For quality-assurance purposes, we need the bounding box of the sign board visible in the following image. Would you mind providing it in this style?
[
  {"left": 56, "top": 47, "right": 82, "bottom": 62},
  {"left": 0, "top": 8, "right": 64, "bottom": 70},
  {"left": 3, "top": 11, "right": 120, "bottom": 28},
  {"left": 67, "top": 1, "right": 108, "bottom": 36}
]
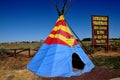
[{"left": 92, "top": 15, "right": 109, "bottom": 48}]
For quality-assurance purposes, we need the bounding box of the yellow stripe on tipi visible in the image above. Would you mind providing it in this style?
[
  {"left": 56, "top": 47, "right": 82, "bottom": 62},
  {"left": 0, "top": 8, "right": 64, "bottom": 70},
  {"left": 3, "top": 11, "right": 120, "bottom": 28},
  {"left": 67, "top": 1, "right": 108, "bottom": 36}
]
[
  {"left": 52, "top": 25, "right": 72, "bottom": 34},
  {"left": 49, "top": 34, "right": 74, "bottom": 46},
  {"left": 57, "top": 15, "right": 64, "bottom": 21}
]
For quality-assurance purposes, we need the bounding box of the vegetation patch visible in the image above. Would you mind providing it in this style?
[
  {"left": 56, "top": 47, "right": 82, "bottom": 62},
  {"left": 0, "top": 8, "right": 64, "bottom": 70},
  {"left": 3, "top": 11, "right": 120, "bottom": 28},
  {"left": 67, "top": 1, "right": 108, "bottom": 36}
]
[{"left": 93, "top": 56, "right": 120, "bottom": 69}]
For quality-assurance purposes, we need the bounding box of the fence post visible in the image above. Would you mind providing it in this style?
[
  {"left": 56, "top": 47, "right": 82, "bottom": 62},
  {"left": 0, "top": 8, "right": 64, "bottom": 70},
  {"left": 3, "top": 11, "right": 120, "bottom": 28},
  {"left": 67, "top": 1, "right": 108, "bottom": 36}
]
[
  {"left": 14, "top": 49, "right": 16, "bottom": 58},
  {"left": 28, "top": 48, "right": 31, "bottom": 57}
]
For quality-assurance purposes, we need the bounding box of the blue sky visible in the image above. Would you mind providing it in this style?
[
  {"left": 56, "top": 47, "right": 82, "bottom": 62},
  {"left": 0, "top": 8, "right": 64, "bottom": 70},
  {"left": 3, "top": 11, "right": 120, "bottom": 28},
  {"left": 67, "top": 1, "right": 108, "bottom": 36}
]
[{"left": 0, "top": 0, "right": 120, "bottom": 43}]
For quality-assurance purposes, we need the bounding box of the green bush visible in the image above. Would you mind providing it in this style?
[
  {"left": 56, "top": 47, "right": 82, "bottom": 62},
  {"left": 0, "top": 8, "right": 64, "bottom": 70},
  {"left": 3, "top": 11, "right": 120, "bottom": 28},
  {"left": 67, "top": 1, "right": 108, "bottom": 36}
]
[
  {"left": 110, "top": 40, "right": 120, "bottom": 51},
  {"left": 93, "top": 57, "right": 120, "bottom": 69},
  {"left": 0, "top": 49, "right": 11, "bottom": 57}
]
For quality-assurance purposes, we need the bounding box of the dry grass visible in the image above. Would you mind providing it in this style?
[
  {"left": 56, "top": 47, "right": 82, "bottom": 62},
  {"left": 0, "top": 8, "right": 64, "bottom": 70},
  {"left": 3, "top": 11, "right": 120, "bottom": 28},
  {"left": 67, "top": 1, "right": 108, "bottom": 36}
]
[
  {"left": 0, "top": 69, "right": 39, "bottom": 80},
  {"left": 93, "top": 50, "right": 120, "bottom": 58},
  {"left": 0, "top": 56, "right": 40, "bottom": 80}
]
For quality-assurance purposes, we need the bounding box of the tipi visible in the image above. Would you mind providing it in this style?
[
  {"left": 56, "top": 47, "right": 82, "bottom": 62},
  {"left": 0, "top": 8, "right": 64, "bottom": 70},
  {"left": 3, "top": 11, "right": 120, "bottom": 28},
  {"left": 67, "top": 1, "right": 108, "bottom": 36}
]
[{"left": 27, "top": 0, "right": 94, "bottom": 77}]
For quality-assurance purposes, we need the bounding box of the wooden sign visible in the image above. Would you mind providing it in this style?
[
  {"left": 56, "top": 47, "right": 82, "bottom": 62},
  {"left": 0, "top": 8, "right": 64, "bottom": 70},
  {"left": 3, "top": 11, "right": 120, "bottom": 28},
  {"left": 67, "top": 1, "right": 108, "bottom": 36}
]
[{"left": 92, "top": 15, "right": 109, "bottom": 48}]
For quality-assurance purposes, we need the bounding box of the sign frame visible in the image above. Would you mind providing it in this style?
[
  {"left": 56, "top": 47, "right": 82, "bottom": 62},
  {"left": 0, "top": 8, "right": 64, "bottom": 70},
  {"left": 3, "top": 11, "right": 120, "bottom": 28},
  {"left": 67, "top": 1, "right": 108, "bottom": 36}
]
[{"left": 92, "top": 15, "right": 109, "bottom": 50}]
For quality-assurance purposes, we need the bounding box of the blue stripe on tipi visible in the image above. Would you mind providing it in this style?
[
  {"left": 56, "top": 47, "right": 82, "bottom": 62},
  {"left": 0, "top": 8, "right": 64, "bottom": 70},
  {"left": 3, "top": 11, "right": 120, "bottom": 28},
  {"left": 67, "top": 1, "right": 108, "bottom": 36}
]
[{"left": 27, "top": 44, "right": 94, "bottom": 77}]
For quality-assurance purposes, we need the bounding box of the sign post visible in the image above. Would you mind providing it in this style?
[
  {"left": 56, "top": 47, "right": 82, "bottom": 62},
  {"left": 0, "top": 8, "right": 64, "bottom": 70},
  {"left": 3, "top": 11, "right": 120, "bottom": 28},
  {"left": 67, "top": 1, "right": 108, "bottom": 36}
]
[{"left": 92, "top": 15, "right": 109, "bottom": 51}]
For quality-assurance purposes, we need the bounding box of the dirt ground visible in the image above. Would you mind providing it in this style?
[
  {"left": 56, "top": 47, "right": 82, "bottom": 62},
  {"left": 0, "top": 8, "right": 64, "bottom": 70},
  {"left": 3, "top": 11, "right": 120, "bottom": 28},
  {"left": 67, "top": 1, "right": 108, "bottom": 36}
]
[
  {"left": 0, "top": 51, "right": 120, "bottom": 80},
  {"left": 39, "top": 67, "right": 120, "bottom": 80}
]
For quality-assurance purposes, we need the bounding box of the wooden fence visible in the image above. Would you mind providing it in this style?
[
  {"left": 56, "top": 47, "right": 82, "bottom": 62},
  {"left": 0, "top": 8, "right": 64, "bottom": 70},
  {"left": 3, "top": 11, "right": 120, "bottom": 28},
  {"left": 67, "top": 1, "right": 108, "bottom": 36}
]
[{"left": 0, "top": 48, "right": 38, "bottom": 58}]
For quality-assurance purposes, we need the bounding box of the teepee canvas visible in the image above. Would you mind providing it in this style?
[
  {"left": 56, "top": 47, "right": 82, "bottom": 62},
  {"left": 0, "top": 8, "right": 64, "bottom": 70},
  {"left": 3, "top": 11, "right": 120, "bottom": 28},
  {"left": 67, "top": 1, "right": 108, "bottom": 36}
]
[
  {"left": 27, "top": 0, "right": 94, "bottom": 77},
  {"left": 27, "top": 15, "right": 94, "bottom": 77}
]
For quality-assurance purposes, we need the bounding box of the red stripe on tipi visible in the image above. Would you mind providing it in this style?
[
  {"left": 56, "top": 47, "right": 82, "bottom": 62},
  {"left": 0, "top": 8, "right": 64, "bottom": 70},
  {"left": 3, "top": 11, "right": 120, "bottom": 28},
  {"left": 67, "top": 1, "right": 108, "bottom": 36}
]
[
  {"left": 73, "top": 39, "right": 78, "bottom": 45},
  {"left": 50, "top": 30, "right": 73, "bottom": 38},
  {"left": 55, "top": 20, "right": 67, "bottom": 26},
  {"left": 44, "top": 37, "right": 68, "bottom": 46}
]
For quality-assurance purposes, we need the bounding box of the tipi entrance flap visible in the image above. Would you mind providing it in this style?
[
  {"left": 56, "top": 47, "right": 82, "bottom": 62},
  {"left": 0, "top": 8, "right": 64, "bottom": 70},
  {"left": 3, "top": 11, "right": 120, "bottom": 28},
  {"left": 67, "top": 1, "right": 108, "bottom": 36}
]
[{"left": 72, "top": 53, "right": 85, "bottom": 70}]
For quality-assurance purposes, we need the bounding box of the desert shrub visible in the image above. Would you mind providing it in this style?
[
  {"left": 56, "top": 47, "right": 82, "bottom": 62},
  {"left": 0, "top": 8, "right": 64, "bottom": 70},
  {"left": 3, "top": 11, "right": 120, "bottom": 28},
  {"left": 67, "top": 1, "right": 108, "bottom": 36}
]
[
  {"left": 104, "top": 57, "right": 120, "bottom": 69},
  {"left": 82, "top": 46, "right": 103, "bottom": 54},
  {"left": 0, "top": 49, "right": 14, "bottom": 58},
  {"left": 110, "top": 40, "right": 120, "bottom": 51},
  {"left": 93, "top": 57, "right": 120, "bottom": 69}
]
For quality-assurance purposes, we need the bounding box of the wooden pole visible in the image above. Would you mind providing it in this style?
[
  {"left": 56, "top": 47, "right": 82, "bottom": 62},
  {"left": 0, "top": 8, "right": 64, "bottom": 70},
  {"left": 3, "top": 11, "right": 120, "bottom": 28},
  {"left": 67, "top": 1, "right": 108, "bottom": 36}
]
[
  {"left": 14, "top": 49, "right": 16, "bottom": 58},
  {"left": 28, "top": 48, "right": 31, "bottom": 57}
]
